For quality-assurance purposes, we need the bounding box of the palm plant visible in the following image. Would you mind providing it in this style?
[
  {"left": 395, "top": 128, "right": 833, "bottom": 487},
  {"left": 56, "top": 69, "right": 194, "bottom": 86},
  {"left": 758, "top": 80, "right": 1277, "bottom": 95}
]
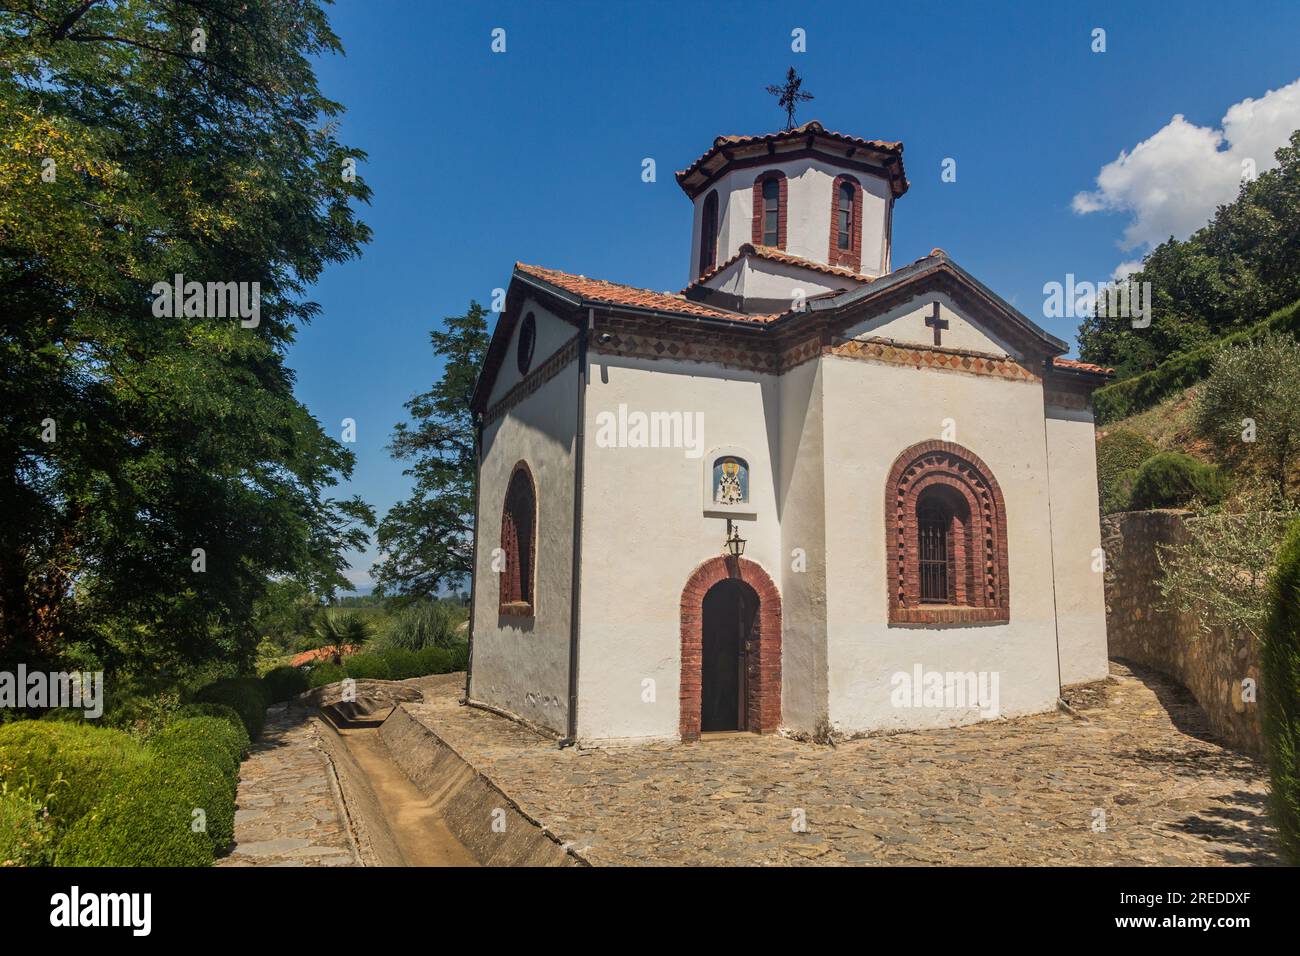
[{"left": 313, "top": 612, "right": 374, "bottom": 665}]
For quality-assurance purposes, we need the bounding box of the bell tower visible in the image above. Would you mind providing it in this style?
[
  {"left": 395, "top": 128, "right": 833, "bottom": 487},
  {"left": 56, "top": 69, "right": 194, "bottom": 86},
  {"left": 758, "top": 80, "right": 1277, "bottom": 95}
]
[{"left": 675, "top": 121, "right": 909, "bottom": 313}]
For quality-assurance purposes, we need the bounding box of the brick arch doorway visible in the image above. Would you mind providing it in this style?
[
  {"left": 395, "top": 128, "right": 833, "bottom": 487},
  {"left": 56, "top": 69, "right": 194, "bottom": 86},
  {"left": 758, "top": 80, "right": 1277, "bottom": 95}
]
[{"left": 680, "top": 556, "right": 781, "bottom": 740}]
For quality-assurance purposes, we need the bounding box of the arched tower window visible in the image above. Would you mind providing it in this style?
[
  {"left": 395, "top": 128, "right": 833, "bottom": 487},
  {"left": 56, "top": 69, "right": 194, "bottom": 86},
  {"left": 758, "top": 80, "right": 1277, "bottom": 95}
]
[
  {"left": 828, "top": 174, "right": 862, "bottom": 270},
  {"left": 500, "top": 462, "right": 536, "bottom": 616},
  {"left": 699, "top": 190, "right": 719, "bottom": 276},
  {"left": 885, "top": 441, "right": 1009, "bottom": 624},
  {"left": 751, "top": 172, "right": 787, "bottom": 249}
]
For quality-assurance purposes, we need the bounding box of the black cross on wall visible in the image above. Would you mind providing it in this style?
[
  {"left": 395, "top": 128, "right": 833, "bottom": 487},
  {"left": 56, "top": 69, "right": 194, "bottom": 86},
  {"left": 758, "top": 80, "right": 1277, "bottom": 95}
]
[{"left": 925, "top": 302, "right": 949, "bottom": 346}]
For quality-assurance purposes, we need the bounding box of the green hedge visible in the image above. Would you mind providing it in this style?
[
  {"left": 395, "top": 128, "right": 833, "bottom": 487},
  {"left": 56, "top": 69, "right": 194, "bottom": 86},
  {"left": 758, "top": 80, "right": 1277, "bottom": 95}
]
[
  {"left": 261, "top": 665, "right": 310, "bottom": 704},
  {"left": 0, "top": 790, "right": 52, "bottom": 866},
  {"left": 1263, "top": 518, "right": 1300, "bottom": 864},
  {"left": 193, "top": 677, "right": 271, "bottom": 740},
  {"left": 307, "top": 644, "right": 470, "bottom": 688},
  {"left": 151, "top": 716, "right": 250, "bottom": 774},
  {"left": 306, "top": 661, "right": 346, "bottom": 688},
  {"left": 1094, "top": 297, "right": 1300, "bottom": 424},
  {"left": 173, "top": 702, "right": 246, "bottom": 737},
  {"left": 1128, "top": 452, "right": 1227, "bottom": 510},
  {"left": 1097, "top": 428, "right": 1159, "bottom": 513},
  {"left": 54, "top": 753, "right": 232, "bottom": 866},
  {"left": 0, "top": 722, "right": 146, "bottom": 828}
]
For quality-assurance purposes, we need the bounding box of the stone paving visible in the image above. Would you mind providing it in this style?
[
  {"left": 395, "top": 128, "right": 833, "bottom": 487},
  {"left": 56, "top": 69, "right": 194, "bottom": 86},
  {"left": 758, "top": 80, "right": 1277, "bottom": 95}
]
[
  {"left": 216, "top": 704, "right": 358, "bottom": 867},
  {"left": 403, "top": 664, "right": 1281, "bottom": 866}
]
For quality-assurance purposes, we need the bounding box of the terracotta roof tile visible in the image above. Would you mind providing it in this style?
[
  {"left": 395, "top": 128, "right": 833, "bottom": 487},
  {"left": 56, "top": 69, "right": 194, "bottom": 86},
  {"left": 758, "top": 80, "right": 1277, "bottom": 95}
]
[
  {"left": 676, "top": 120, "right": 908, "bottom": 195},
  {"left": 684, "top": 243, "right": 872, "bottom": 292},
  {"left": 1052, "top": 357, "right": 1114, "bottom": 376},
  {"left": 516, "top": 262, "right": 774, "bottom": 323}
]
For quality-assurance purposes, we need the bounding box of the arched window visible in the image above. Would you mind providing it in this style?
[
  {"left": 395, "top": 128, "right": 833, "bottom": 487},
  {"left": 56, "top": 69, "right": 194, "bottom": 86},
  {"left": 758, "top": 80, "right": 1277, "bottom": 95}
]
[
  {"left": 828, "top": 175, "right": 862, "bottom": 270},
  {"left": 885, "top": 441, "right": 1009, "bottom": 624},
  {"left": 751, "top": 172, "right": 787, "bottom": 249},
  {"left": 500, "top": 463, "right": 536, "bottom": 616},
  {"left": 699, "top": 190, "right": 719, "bottom": 276}
]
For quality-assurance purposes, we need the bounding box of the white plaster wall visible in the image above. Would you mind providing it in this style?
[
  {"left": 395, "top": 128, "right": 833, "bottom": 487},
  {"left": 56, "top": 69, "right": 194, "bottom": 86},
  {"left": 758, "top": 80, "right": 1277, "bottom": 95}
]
[
  {"left": 485, "top": 296, "right": 576, "bottom": 407},
  {"left": 470, "top": 361, "right": 578, "bottom": 735},
  {"left": 820, "top": 354, "right": 1062, "bottom": 733},
  {"left": 689, "top": 157, "right": 892, "bottom": 281},
  {"left": 1045, "top": 404, "right": 1110, "bottom": 685},
  {"left": 740, "top": 259, "right": 850, "bottom": 303},
  {"left": 842, "top": 294, "right": 1019, "bottom": 357},
  {"left": 776, "top": 358, "right": 828, "bottom": 732},
  {"left": 697, "top": 257, "right": 850, "bottom": 306},
  {"left": 575, "top": 356, "right": 783, "bottom": 742}
]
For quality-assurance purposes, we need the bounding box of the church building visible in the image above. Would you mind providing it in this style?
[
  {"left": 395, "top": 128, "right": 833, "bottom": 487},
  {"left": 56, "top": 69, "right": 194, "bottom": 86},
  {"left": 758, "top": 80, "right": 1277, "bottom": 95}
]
[{"left": 466, "top": 119, "right": 1112, "bottom": 746}]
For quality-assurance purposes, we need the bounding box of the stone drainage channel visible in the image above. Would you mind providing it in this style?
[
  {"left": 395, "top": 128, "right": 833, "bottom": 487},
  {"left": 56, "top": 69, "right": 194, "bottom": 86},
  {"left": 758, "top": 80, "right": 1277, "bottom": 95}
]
[{"left": 305, "top": 683, "right": 579, "bottom": 867}]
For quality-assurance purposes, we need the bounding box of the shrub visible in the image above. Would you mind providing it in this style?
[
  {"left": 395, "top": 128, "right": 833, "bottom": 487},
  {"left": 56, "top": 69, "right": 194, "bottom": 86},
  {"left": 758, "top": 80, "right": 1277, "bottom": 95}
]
[
  {"left": 380, "top": 601, "right": 463, "bottom": 651},
  {"left": 174, "top": 702, "right": 246, "bottom": 737},
  {"left": 1263, "top": 517, "right": 1300, "bottom": 864},
  {"left": 0, "top": 722, "right": 146, "bottom": 828},
  {"left": 342, "top": 653, "right": 392, "bottom": 681},
  {"left": 1097, "top": 429, "right": 1158, "bottom": 513},
  {"left": 101, "top": 688, "right": 181, "bottom": 740},
  {"left": 54, "top": 754, "right": 231, "bottom": 866},
  {"left": 379, "top": 648, "right": 422, "bottom": 680},
  {"left": 261, "top": 665, "right": 309, "bottom": 704},
  {"left": 1158, "top": 494, "right": 1299, "bottom": 643},
  {"left": 1103, "top": 467, "right": 1141, "bottom": 514},
  {"left": 193, "top": 677, "right": 270, "bottom": 740},
  {"left": 1128, "top": 452, "right": 1227, "bottom": 510},
  {"left": 0, "top": 790, "right": 52, "bottom": 866},
  {"left": 306, "top": 661, "right": 346, "bottom": 688},
  {"left": 150, "top": 716, "right": 250, "bottom": 773}
]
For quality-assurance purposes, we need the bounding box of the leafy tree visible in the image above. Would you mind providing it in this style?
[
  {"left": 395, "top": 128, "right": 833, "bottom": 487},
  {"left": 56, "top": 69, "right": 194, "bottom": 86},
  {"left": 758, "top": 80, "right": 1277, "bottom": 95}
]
[
  {"left": 1158, "top": 487, "right": 1298, "bottom": 643},
  {"left": 1079, "top": 130, "right": 1300, "bottom": 376},
  {"left": 0, "top": 1, "right": 373, "bottom": 671},
  {"left": 1194, "top": 333, "right": 1300, "bottom": 502},
  {"left": 373, "top": 302, "right": 490, "bottom": 599}
]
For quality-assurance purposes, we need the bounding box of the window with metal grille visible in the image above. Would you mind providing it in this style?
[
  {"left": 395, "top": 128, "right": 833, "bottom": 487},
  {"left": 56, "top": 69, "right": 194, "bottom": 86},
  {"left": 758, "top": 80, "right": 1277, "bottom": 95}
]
[{"left": 917, "top": 499, "right": 952, "bottom": 603}]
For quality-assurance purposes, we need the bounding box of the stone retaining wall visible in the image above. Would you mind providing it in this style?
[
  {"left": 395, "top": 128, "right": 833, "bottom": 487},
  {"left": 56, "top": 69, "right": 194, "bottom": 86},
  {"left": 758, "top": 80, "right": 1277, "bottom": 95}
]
[{"left": 1101, "top": 510, "right": 1262, "bottom": 754}]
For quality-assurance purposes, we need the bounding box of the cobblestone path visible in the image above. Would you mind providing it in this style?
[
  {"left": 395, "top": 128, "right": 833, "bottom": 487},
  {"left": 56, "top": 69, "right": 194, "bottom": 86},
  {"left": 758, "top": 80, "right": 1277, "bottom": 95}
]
[
  {"left": 403, "top": 664, "right": 1280, "bottom": 866},
  {"left": 216, "top": 704, "right": 358, "bottom": 867}
]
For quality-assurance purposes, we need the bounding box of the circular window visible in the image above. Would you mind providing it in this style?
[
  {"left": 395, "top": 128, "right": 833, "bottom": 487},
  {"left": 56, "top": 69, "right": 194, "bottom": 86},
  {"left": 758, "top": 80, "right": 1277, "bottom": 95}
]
[{"left": 516, "top": 312, "right": 536, "bottom": 375}]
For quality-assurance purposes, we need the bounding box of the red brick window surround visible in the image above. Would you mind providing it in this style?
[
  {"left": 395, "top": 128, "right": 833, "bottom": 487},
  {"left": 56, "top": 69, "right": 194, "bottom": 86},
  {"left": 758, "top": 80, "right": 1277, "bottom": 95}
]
[
  {"left": 499, "top": 462, "right": 536, "bottom": 617},
  {"left": 699, "top": 190, "right": 719, "bottom": 277},
  {"left": 751, "top": 172, "right": 788, "bottom": 250},
  {"left": 885, "top": 441, "right": 1010, "bottom": 625},
  {"left": 828, "top": 174, "right": 862, "bottom": 271},
  {"left": 679, "top": 556, "right": 781, "bottom": 741}
]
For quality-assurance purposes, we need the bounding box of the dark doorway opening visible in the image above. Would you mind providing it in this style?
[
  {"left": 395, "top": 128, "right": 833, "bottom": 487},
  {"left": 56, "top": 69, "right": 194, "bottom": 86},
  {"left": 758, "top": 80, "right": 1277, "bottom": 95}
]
[{"left": 701, "top": 579, "right": 758, "bottom": 733}]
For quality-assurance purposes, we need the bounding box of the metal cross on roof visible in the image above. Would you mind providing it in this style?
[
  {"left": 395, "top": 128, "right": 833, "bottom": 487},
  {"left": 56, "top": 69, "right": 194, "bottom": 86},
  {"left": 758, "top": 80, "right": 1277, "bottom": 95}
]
[{"left": 766, "top": 67, "right": 814, "bottom": 130}]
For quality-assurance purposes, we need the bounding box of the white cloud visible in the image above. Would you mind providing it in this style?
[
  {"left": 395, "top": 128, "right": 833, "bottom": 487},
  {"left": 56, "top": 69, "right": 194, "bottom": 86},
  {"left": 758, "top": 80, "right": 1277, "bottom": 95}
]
[{"left": 1073, "top": 78, "right": 1300, "bottom": 253}]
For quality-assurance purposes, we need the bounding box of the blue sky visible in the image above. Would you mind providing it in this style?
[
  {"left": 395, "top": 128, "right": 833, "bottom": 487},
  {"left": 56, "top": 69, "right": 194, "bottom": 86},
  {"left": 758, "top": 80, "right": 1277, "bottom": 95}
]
[{"left": 290, "top": 0, "right": 1300, "bottom": 591}]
